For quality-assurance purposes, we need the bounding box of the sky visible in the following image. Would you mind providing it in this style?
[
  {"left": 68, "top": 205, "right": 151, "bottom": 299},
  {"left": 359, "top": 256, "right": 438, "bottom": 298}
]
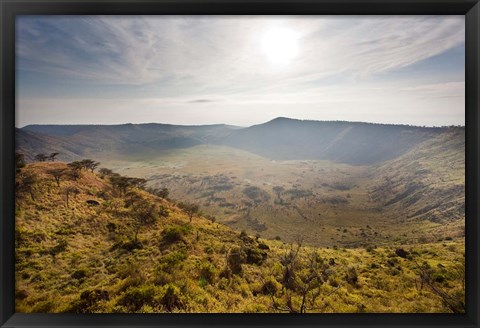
[{"left": 16, "top": 15, "right": 465, "bottom": 127}]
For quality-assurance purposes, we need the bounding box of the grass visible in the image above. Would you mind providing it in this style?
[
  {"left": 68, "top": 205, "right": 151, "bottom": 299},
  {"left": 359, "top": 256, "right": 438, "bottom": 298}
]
[{"left": 15, "top": 162, "right": 465, "bottom": 313}]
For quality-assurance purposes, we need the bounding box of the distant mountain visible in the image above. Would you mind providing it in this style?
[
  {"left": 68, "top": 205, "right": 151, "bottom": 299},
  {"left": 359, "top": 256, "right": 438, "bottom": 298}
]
[
  {"left": 18, "top": 118, "right": 459, "bottom": 165},
  {"left": 19, "top": 123, "right": 239, "bottom": 162},
  {"left": 219, "top": 117, "right": 450, "bottom": 165}
]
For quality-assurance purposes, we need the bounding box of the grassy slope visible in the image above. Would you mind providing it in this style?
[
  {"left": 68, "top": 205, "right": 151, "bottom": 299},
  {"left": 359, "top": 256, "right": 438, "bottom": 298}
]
[{"left": 15, "top": 163, "right": 464, "bottom": 313}]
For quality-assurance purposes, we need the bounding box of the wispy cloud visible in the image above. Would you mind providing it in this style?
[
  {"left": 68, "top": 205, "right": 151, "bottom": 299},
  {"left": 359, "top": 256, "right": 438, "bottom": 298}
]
[{"left": 16, "top": 15, "right": 465, "bottom": 127}]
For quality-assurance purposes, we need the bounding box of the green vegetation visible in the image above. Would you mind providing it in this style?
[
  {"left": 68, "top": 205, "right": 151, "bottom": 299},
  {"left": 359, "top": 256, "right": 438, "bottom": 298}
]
[{"left": 15, "top": 158, "right": 465, "bottom": 313}]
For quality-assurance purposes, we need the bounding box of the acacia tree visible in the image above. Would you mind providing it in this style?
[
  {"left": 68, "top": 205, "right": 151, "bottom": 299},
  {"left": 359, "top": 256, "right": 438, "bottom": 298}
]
[
  {"left": 125, "top": 192, "right": 158, "bottom": 243},
  {"left": 15, "top": 152, "right": 26, "bottom": 171},
  {"left": 46, "top": 168, "right": 68, "bottom": 187},
  {"left": 63, "top": 186, "right": 80, "bottom": 208},
  {"left": 178, "top": 202, "right": 199, "bottom": 223},
  {"left": 80, "top": 159, "right": 100, "bottom": 172},
  {"left": 148, "top": 187, "right": 169, "bottom": 199},
  {"left": 266, "top": 237, "right": 339, "bottom": 313},
  {"left": 48, "top": 152, "right": 60, "bottom": 161},
  {"left": 412, "top": 257, "right": 465, "bottom": 313},
  {"left": 16, "top": 170, "right": 38, "bottom": 201},
  {"left": 109, "top": 174, "right": 132, "bottom": 195},
  {"left": 34, "top": 154, "right": 48, "bottom": 162},
  {"left": 98, "top": 168, "right": 113, "bottom": 179}
]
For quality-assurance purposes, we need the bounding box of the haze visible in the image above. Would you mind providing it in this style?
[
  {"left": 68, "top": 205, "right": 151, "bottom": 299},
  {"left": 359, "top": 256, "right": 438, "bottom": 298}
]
[{"left": 16, "top": 15, "right": 465, "bottom": 127}]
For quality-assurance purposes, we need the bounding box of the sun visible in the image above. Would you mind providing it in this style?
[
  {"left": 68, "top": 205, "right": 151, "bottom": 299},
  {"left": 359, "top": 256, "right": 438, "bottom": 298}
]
[{"left": 260, "top": 26, "right": 299, "bottom": 66}]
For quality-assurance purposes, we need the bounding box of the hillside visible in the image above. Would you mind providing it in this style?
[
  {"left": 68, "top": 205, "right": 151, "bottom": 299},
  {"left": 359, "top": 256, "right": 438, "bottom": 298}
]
[
  {"left": 220, "top": 118, "right": 449, "bottom": 165},
  {"left": 20, "top": 123, "right": 239, "bottom": 162},
  {"left": 15, "top": 162, "right": 465, "bottom": 313},
  {"left": 18, "top": 118, "right": 454, "bottom": 165}
]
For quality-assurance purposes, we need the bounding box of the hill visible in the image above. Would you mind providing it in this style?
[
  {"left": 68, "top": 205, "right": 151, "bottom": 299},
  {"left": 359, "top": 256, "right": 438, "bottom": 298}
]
[
  {"left": 20, "top": 123, "right": 239, "bottom": 162},
  {"left": 15, "top": 162, "right": 465, "bottom": 313},
  {"left": 18, "top": 118, "right": 455, "bottom": 165},
  {"left": 220, "top": 118, "right": 450, "bottom": 165}
]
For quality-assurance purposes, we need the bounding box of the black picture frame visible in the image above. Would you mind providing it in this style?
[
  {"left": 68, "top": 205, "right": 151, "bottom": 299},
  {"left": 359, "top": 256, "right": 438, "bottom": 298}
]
[{"left": 1, "top": 1, "right": 479, "bottom": 327}]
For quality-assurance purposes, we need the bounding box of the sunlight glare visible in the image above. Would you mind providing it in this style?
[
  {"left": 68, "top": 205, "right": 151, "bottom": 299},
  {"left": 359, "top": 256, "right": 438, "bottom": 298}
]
[{"left": 260, "top": 27, "right": 299, "bottom": 66}]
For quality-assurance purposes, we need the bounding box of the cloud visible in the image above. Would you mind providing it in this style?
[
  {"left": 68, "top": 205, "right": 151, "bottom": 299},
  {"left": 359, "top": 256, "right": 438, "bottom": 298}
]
[
  {"left": 187, "top": 99, "right": 217, "bottom": 103},
  {"left": 16, "top": 16, "right": 465, "bottom": 127}
]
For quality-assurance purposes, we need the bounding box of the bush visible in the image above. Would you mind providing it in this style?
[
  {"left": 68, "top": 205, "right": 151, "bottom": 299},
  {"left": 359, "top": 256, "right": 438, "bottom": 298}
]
[
  {"left": 160, "top": 283, "right": 183, "bottom": 312},
  {"left": 118, "top": 285, "right": 157, "bottom": 312},
  {"left": 162, "top": 225, "right": 190, "bottom": 244},
  {"left": 71, "top": 268, "right": 88, "bottom": 280},
  {"left": 156, "top": 250, "right": 187, "bottom": 274},
  {"left": 49, "top": 239, "right": 68, "bottom": 256},
  {"left": 227, "top": 246, "right": 246, "bottom": 274},
  {"left": 345, "top": 267, "right": 359, "bottom": 287},
  {"left": 199, "top": 261, "right": 216, "bottom": 284},
  {"left": 69, "top": 289, "right": 109, "bottom": 313},
  {"left": 245, "top": 246, "right": 267, "bottom": 265},
  {"left": 260, "top": 277, "right": 280, "bottom": 295}
]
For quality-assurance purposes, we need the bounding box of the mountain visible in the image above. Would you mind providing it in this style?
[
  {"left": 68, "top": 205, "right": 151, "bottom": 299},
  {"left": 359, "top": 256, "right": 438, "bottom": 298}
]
[
  {"left": 220, "top": 117, "right": 450, "bottom": 165},
  {"left": 18, "top": 118, "right": 455, "bottom": 165},
  {"left": 20, "top": 123, "right": 239, "bottom": 161}
]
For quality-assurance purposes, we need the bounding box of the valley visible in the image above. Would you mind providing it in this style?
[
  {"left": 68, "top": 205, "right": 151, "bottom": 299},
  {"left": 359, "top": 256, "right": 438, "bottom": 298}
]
[{"left": 14, "top": 118, "right": 465, "bottom": 313}]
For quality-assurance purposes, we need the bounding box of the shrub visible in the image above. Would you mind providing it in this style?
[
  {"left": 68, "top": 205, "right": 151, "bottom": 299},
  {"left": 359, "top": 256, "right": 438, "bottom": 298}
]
[
  {"left": 156, "top": 250, "right": 187, "bottom": 274},
  {"left": 257, "top": 242, "right": 270, "bottom": 250},
  {"left": 49, "top": 239, "right": 68, "bottom": 257},
  {"left": 160, "top": 283, "right": 183, "bottom": 312},
  {"left": 162, "top": 225, "right": 190, "bottom": 244},
  {"left": 118, "top": 285, "right": 157, "bottom": 312},
  {"left": 69, "top": 289, "right": 109, "bottom": 313},
  {"left": 345, "top": 267, "right": 359, "bottom": 287},
  {"left": 260, "top": 277, "right": 280, "bottom": 295},
  {"left": 199, "top": 261, "right": 216, "bottom": 284},
  {"left": 227, "top": 246, "right": 246, "bottom": 274},
  {"left": 71, "top": 268, "right": 88, "bottom": 280},
  {"left": 245, "top": 246, "right": 267, "bottom": 265}
]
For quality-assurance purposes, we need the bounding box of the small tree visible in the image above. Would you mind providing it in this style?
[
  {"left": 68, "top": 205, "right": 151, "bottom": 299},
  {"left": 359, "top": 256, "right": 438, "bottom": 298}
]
[
  {"left": 48, "top": 152, "right": 60, "bottom": 161},
  {"left": 178, "top": 202, "right": 199, "bottom": 223},
  {"left": 15, "top": 152, "right": 26, "bottom": 171},
  {"left": 98, "top": 168, "right": 113, "bottom": 179},
  {"left": 80, "top": 159, "right": 100, "bottom": 173},
  {"left": 46, "top": 168, "right": 68, "bottom": 187},
  {"left": 16, "top": 170, "right": 38, "bottom": 201},
  {"left": 109, "top": 174, "right": 132, "bottom": 195},
  {"left": 63, "top": 186, "right": 80, "bottom": 208},
  {"left": 125, "top": 192, "right": 158, "bottom": 243},
  {"left": 148, "top": 187, "right": 169, "bottom": 199},
  {"left": 34, "top": 154, "right": 48, "bottom": 162}
]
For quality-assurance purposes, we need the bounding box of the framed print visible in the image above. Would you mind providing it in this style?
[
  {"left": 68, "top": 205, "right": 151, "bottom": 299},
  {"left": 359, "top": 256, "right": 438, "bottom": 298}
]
[{"left": 1, "top": 0, "right": 479, "bottom": 327}]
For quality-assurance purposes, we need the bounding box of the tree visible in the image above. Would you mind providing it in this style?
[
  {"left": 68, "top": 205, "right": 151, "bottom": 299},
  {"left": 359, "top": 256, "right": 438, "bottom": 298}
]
[
  {"left": 15, "top": 152, "right": 26, "bottom": 171},
  {"left": 109, "top": 174, "right": 132, "bottom": 195},
  {"left": 80, "top": 159, "right": 100, "bottom": 173},
  {"left": 178, "top": 202, "right": 199, "bottom": 223},
  {"left": 98, "top": 168, "right": 113, "bottom": 179},
  {"left": 148, "top": 187, "right": 169, "bottom": 199},
  {"left": 272, "top": 186, "right": 284, "bottom": 198},
  {"left": 47, "top": 168, "right": 68, "bottom": 187},
  {"left": 16, "top": 170, "right": 38, "bottom": 201},
  {"left": 48, "top": 152, "right": 60, "bottom": 161},
  {"left": 412, "top": 257, "right": 465, "bottom": 313},
  {"left": 125, "top": 192, "right": 158, "bottom": 243},
  {"left": 268, "top": 236, "right": 338, "bottom": 313},
  {"left": 34, "top": 154, "right": 48, "bottom": 162},
  {"left": 63, "top": 186, "right": 80, "bottom": 208}
]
